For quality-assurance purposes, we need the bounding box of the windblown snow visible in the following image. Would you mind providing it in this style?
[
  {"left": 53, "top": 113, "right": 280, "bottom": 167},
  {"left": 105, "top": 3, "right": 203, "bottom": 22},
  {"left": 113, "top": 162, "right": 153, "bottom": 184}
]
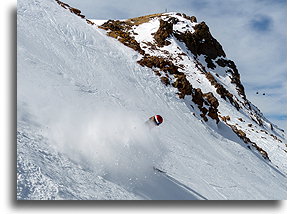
[{"left": 17, "top": 0, "right": 287, "bottom": 200}]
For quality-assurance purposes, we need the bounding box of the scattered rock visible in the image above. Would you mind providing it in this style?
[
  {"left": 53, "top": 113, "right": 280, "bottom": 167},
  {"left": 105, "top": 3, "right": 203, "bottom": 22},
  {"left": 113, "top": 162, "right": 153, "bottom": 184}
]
[
  {"left": 251, "top": 143, "right": 270, "bottom": 160},
  {"left": 220, "top": 115, "right": 231, "bottom": 122},
  {"left": 160, "top": 76, "right": 170, "bottom": 86},
  {"left": 229, "top": 124, "right": 270, "bottom": 160},
  {"left": 137, "top": 55, "right": 179, "bottom": 74},
  {"left": 203, "top": 92, "right": 219, "bottom": 108},
  {"left": 205, "top": 72, "right": 240, "bottom": 110},
  {"left": 86, "top": 19, "right": 94, "bottom": 25},
  {"left": 238, "top": 118, "right": 245, "bottom": 122},
  {"left": 216, "top": 58, "right": 247, "bottom": 100},
  {"left": 184, "top": 14, "right": 197, "bottom": 23},
  {"left": 55, "top": 0, "right": 95, "bottom": 26},
  {"left": 191, "top": 88, "right": 220, "bottom": 123}
]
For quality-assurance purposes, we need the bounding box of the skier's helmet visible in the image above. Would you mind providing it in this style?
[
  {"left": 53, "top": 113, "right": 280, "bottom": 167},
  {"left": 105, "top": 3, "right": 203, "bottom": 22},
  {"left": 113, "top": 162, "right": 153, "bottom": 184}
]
[{"left": 155, "top": 115, "right": 163, "bottom": 125}]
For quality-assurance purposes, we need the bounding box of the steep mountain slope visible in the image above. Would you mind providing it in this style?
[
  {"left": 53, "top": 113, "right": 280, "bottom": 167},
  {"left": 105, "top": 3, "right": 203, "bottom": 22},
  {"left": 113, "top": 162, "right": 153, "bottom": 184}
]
[{"left": 17, "top": 0, "right": 287, "bottom": 200}]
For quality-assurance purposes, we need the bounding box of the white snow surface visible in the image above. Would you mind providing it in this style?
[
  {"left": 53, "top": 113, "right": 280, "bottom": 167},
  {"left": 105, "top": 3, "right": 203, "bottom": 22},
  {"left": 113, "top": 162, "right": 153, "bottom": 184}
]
[{"left": 17, "top": 0, "right": 287, "bottom": 200}]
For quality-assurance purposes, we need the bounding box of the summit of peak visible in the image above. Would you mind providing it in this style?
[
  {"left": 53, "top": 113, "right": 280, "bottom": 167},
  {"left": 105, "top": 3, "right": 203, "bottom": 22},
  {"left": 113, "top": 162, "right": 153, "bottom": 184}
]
[{"left": 123, "top": 12, "right": 198, "bottom": 26}]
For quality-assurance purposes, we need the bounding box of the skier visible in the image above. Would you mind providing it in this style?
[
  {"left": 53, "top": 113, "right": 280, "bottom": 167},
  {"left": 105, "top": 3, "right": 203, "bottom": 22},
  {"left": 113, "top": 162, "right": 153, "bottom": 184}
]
[{"left": 145, "top": 115, "right": 163, "bottom": 129}]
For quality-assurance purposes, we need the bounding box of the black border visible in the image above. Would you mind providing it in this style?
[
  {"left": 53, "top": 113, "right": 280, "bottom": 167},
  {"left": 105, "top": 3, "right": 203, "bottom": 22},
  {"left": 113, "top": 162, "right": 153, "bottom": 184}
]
[{"left": 11, "top": 3, "right": 284, "bottom": 209}]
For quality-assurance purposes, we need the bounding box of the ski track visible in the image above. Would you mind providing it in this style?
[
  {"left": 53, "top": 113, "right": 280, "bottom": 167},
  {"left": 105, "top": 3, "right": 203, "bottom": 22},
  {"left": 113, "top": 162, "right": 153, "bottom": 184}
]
[{"left": 17, "top": 0, "right": 287, "bottom": 200}]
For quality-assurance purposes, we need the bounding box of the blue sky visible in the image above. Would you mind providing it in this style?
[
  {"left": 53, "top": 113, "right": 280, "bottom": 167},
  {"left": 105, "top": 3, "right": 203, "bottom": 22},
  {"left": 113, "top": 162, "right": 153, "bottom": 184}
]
[{"left": 63, "top": 0, "right": 286, "bottom": 130}]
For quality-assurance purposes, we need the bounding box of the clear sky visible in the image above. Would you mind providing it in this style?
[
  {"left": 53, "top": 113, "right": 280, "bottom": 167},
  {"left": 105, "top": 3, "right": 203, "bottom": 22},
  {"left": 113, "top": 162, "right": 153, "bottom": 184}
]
[{"left": 63, "top": 0, "right": 286, "bottom": 130}]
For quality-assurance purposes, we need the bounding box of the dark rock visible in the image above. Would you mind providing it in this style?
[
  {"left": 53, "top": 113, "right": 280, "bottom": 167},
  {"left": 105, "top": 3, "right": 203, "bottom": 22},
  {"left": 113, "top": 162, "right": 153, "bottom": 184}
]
[
  {"left": 192, "top": 88, "right": 204, "bottom": 107},
  {"left": 86, "top": 19, "right": 94, "bottom": 25},
  {"left": 215, "top": 58, "right": 228, "bottom": 67},
  {"left": 205, "top": 56, "right": 216, "bottom": 69},
  {"left": 100, "top": 20, "right": 145, "bottom": 55},
  {"left": 55, "top": 0, "right": 70, "bottom": 9},
  {"left": 69, "top": 7, "right": 81, "bottom": 16},
  {"left": 207, "top": 107, "right": 219, "bottom": 123},
  {"left": 154, "top": 19, "right": 175, "bottom": 47},
  {"left": 172, "top": 74, "right": 193, "bottom": 98},
  {"left": 215, "top": 58, "right": 247, "bottom": 100},
  {"left": 101, "top": 20, "right": 127, "bottom": 31},
  {"left": 160, "top": 76, "right": 170, "bottom": 86},
  {"left": 203, "top": 92, "right": 219, "bottom": 108},
  {"left": 205, "top": 72, "right": 217, "bottom": 85},
  {"left": 174, "top": 22, "right": 226, "bottom": 60},
  {"left": 220, "top": 115, "right": 231, "bottom": 122},
  {"left": 137, "top": 55, "right": 179, "bottom": 74},
  {"left": 205, "top": 72, "right": 240, "bottom": 111},
  {"left": 182, "top": 13, "right": 197, "bottom": 23},
  {"left": 201, "top": 107, "right": 208, "bottom": 115},
  {"left": 190, "top": 88, "right": 220, "bottom": 123}
]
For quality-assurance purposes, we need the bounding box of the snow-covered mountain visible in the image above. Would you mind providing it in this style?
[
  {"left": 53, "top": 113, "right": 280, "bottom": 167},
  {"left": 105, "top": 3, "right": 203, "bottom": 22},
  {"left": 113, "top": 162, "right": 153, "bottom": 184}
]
[{"left": 17, "top": 0, "right": 287, "bottom": 200}]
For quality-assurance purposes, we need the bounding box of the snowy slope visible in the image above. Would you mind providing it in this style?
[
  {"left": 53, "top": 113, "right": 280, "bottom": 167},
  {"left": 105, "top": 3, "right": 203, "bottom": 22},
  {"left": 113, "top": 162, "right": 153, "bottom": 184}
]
[{"left": 17, "top": 0, "right": 287, "bottom": 200}]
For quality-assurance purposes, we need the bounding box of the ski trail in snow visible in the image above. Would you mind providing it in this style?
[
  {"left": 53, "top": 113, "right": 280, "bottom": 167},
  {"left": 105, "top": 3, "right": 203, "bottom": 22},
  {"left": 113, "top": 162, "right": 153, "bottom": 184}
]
[
  {"left": 197, "top": 176, "right": 227, "bottom": 200},
  {"left": 133, "top": 170, "right": 207, "bottom": 200},
  {"left": 158, "top": 171, "right": 208, "bottom": 200}
]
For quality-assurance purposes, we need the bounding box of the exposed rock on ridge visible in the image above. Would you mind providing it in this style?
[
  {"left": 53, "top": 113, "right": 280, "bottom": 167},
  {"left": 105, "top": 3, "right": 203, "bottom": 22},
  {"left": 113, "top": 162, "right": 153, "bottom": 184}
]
[
  {"left": 174, "top": 22, "right": 226, "bottom": 67},
  {"left": 154, "top": 18, "right": 174, "bottom": 47},
  {"left": 55, "top": 0, "right": 95, "bottom": 25}
]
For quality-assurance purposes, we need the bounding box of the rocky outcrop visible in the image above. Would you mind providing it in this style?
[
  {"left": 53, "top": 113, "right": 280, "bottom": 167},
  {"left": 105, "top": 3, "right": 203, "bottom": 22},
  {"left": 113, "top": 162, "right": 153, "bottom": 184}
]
[
  {"left": 55, "top": 0, "right": 70, "bottom": 9},
  {"left": 175, "top": 13, "right": 197, "bottom": 23},
  {"left": 137, "top": 55, "right": 179, "bottom": 74},
  {"left": 203, "top": 92, "right": 220, "bottom": 122},
  {"left": 160, "top": 76, "right": 170, "bottom": 86},
  {"left": 153, "top": 13, "right": 198, "bottom": 48},
  {"left": 205, "top": 72, "right": 240, "bottom": 110},
  {"left": 215, "top": 58, "right": 247, "bottom": 100},
  {"left": 229, "top": 124, "right": 270, "bottom": 160},
  {"left": 192, "top": 88, "right": 220, "bottom": 123},
  {"left": 219, "top": 115, "right": 231, "bottom": 122},
  {"left": 154, "top": 18, "right": 175, "bottom": 47},
  {"left": 174, "top": 22, "right": 226, "bottom": 68},
  {"left": 203, "top": 92, "right": 219, "bottom": 109},
  {"left": 172, "top": 74, "right": 193, "bottom": 98},
  {"left": 192, "top": 88, "right": 205, "bottom": 107},
  {"left": 55, "top": 0, "right": 95, "bottom": 25},
  {"left": 100, "top": 20, "right": 145, "bottom": 55}
]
